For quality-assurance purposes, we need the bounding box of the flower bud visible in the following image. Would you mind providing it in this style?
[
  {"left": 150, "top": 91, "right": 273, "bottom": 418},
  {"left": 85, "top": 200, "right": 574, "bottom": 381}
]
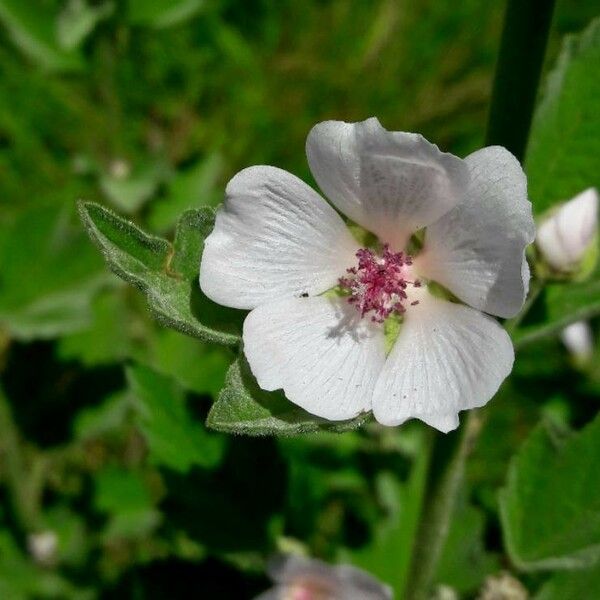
[
  {"left": 27, "top": 530, "right": 58, "bottom": 566},
  {"left": 561, "top": 320, "right": 594, "bottom": 364},
  {"left": 536, "top": 188, "right": 598, "bottom": 276},
  {"left": 255, "top": 554, "right": 392, "bottom": 600},
  {"left": 478, "top": 571, "right": 527, "bottom": 600}
]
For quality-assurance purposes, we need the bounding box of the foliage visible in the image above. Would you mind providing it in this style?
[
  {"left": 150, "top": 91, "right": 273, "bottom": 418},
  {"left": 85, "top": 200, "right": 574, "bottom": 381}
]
[
  {"left": 500, "top": 414, "right": 600, "bottom": 570},
  {"left": 0, "top": 1, "right": 598, "bottom": 598}
]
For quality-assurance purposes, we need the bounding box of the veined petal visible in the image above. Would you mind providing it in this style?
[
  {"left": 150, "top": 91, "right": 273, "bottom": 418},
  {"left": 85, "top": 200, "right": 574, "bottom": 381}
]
[
  {"left": 415, "top": 146, "right": 534, "bottom": 318},
  {"left": 306, "top": 118, "right": 469, "bottom": 248},
  {"left": 200, "top": 166, "right": 359, "bottom": 310},
  {"left": 372, "top": 292, "right": 513, "bottom": 432},
  {"left": 243, "top": 296, "right": 386, "bottom": 421}
]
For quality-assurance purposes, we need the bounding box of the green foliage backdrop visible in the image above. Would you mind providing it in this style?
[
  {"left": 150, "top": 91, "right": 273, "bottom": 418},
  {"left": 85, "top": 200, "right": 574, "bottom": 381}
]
[{"left": 0, "top": 1, "right": 598, "bottom": 598}]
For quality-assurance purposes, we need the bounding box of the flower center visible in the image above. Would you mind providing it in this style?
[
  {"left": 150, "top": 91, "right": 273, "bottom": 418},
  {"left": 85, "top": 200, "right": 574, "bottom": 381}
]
[{"left": 339, "top": 244, "right": 421, "bottom": 323}]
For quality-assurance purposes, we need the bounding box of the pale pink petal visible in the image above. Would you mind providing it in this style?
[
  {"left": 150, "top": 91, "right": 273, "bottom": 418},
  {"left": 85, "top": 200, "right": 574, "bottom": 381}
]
[
  {"left": 200, "top": 166, "right": 359, "bottom": 310},
  {"left": 306, "top": 118, "right": 468, "bottom": 249},
  {"left": 243, "top": 296, "right": 385, "bottom": 421},
  {"left": 372, "top": 292, "right": 514, "bottom": 432},
  {"left": 415, "top": 146, "right": 534, "bottom": 318}
]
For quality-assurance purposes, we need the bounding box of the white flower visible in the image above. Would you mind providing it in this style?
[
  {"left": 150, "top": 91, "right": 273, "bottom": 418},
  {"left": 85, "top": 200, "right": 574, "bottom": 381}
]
[
  {"left": 561, "top": 320, "right": 594, "bottom": 362},
  {"left": 536, "top": 187, "right": 598, "bottom": 272},
  {"left": 200, "top": 118, "right": 534, "bottom": 432},
  {"left": 253, "top": 554, "right": 392, "bottom": 600},
  {"left": 27, "top": 530, "right": 58, "bottom": 566}
]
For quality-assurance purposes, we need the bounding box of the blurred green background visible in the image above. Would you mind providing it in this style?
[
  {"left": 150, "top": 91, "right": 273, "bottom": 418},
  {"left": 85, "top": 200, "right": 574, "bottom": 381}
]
[{"left": 0, "top": 1, "right": 599, "bottom": 598}]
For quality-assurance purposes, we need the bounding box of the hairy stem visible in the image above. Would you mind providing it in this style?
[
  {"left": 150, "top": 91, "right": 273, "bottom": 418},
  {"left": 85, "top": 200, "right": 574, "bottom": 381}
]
[
  {"left": 403, "top": 414, "right": 483, "bottom": 600},
  {"left": 485, "top": 0, "right": 556, "bottom": 158}
]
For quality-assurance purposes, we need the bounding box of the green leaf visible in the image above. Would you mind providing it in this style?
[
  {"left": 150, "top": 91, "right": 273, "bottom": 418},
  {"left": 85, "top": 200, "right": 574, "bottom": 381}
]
[
  {"left": 499, "top": 413, "right": 600, "bottom": 571},
  {"left": 56, "top": 0, "right": 114, "bottom": 50},
  {"left": 78, "top": 201, "right": 242, "bottom": 347},
  {"left": 127, "top": 0, "right": 205, "bottom": 28},
  {"left": 0, "top": 0, "right": 84, "bottom": 72},
  {"left": 206, "top": 357, "right": 370, "bottom": 437},
  {"left": 535, "top": 563, "right": 600, "bottom": 600},
  {"left": 0, "top": 531, "right": 92, "bottom": 600},
  {"left": 148, "top": 153, "right": 224, "bottom": 232},
  {"left": 94, "top": 466, "right": 161, "bottom": 540},
  {"left": 147, "top": 329, "right": 230, "bottom": 398},
  {"left": 73, "top": 391, "right": 131, "bottom": 440},
  {"left": 526, "top": 18, "right": 600, "bottom": 215},
  {"left": 513, "top": 19, "right": 600, "bottom": 347},
  {"left": 0, "top": 203, "right": 107, "bottom": 340},
  {"left": 436, "top": 501, "right": 499, "bottom": 593},
  {"left": 57, "top": 287, "right": 134, "bottom": 366},
  {"left": 127, "top": 364, "right": 226, "bottom": 472},
  {"left": 99, "top": 161, "right": 167, "bottom": 215}
]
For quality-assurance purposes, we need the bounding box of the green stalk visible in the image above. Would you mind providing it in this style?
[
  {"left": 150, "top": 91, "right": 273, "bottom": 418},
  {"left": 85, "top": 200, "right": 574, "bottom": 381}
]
[
  {"left": 0, "top": 385, "right": 42, "bottom": 531},
  {"left": 485, "top": 0, "right": 556, "bottom": 157},
  {"left": 402, "top": 2, "right": 556, "bottom": 599},
  {"left": 403, "top": 414, "right": 482, "bottom": 600}
]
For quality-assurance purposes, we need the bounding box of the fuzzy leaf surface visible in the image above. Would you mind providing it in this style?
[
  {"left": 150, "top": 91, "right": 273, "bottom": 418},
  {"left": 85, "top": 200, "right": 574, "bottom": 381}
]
[
  {"left": 514, "top": 19, "right": 600, "bottom": 347},
  {"left": 78, "top": 201, "right": 242, "bottom": 347},
  {"left": 500, "top": 414, "right": 600, "bottom": 571},
  {"left": 206, "top": 357, "right": 370, "bottom": 436}
]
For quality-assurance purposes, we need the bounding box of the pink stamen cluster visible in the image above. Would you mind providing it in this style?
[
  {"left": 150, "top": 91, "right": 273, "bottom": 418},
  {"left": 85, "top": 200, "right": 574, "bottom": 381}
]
[{"left": 339, "top": 244, "right": 420, "bottom": 323}]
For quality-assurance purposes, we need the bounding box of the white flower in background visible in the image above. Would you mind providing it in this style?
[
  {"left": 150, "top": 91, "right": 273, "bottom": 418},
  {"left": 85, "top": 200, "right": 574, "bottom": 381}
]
[
  {"left": 561, "top": 320, "right": 594, "bottom": 362},
  {"left": 201, "top": 118, "right": 534, "bottom": 432},
  {"left": 477, "top": 571, "right": 528, "bottom": 600},
  {"left": 27, "top": 530, "right": 58, "bottom": 566},
  {"left": 253, "top": 554, "right": 392, "bottom": 600},
  {"left": 536, "top": 187, "right": 598, "bottom": 272}
]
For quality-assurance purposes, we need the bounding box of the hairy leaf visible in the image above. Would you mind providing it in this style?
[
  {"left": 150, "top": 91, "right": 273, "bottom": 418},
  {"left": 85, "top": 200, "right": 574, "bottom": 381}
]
[
  {"left": 78, "top": 201, "right": 242, "bottom": 347},
  {"left": 514, "top": 19, "right": 600, "bottom": 347},
  {"left": 526, "top": 18, "right": 600, "bottom": 215},
  {"left": 500, "top": 413, "right": 600, "bottom": 571},
  {"left": 206, "top": 357, "right": 370, "bottom": 436}
]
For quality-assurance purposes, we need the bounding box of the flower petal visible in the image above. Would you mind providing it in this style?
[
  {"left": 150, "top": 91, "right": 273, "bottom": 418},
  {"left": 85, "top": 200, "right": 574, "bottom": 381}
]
[
  {"left": 243, "top": 296, "right": 385, "bottom": 421},
  {"left": 200, "top": 166, "right": 359, "bottom": 310},
  {"left": 415, "top": 146, "right": 535, "bottom": 318},
  {"left": 536, "top": 187, "right": 599, "bottom": 270},
  {"left": 372, "top": 292, "right": 514, "bottom": 432},
  {"left": 306, "top": 118, "right": 469, "bottom": 248}
]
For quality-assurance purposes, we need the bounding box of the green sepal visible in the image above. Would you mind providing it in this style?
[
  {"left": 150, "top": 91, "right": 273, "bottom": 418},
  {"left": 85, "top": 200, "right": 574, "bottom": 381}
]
[
  {"left": 206, "top": 356, "right": 371, "bottom": 437},
  {"left": 78, "top": 201, "right": 243, "bottom": 347}
]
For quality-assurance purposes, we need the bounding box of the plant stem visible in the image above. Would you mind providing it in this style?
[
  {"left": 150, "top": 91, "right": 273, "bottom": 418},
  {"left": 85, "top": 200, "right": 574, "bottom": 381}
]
[
  {"left": 403, "top": 413, "right": 483, "bottom": 600},
  {"left": 485, "top": 0, "right": 556, "bottom": 158},
  {"left": 402, "top": 3, "right": 557, "bottom": 598},
  {"left": 0, "top": 386, "right": 42, "bottom": 531}
]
